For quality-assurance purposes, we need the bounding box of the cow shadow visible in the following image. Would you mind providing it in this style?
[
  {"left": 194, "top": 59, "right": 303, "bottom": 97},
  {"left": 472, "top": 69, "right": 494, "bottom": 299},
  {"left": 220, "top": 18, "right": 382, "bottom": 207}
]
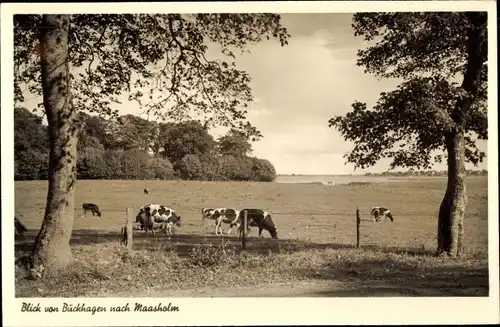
[
  {"left": 15, "top": 228, "right": 489, "bottom": 297},
  {"left": 15, "top": 228, "right": 436, "bottom": 259},
  {"left": 15, "top": 229, "right": 337, "bottom": 257}
]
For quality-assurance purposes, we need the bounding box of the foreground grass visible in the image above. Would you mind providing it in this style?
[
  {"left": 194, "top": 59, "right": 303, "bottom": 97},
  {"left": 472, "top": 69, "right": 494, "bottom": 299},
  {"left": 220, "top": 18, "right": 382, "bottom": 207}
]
[{"left": 15, "top": 239, "right": 488, "bottom": 297}]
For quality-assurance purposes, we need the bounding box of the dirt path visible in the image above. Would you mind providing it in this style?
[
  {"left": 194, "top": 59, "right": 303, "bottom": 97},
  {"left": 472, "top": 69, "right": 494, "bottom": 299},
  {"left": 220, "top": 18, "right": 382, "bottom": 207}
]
[{"left": 108, "top": 280, "right": 473, "bottom": 297}]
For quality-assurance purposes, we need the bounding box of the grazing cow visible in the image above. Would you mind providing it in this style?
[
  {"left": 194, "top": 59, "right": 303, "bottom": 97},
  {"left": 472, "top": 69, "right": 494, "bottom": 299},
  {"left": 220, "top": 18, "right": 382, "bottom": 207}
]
[
  {"left": 163, "top": 214, "right": 182, "bottom": 235},
  {"left": 214, "top": 208, "right": 240, "bottom": 236},
  {"left": 236, "top": 209, "right": 278, "bottom": 239},
  {"left": 136, "top": 204, "right": 181, "bottom": 235},
  {"left": 201, "top": 208, "right": 216, "bottom": 227},
  {"left": 201, "top": 208, "right": 240, "bottom": 235},
  {"left": 15, "top": 217, "right": 27, "bottom": 235},
  {"left": 82, "top": 203, "right": 101, "bottom": 217},
  {"left": 144, "top": 188, "right": 149, "bottom": 194},
  {"left": 371, "top": 207, "right": 394, "bottom": 222},
  {"left": 136, "top": 207, "right": 148, "bottom": 230}
]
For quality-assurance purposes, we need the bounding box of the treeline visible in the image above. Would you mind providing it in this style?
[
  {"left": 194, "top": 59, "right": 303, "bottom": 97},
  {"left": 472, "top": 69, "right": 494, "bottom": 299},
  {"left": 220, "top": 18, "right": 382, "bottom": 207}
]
[
  {"left": 14, "top": 107, "right": 276, "bottom": 182},
  {"left": 365, "top": 169, "right": 488, "bottom": 177}
]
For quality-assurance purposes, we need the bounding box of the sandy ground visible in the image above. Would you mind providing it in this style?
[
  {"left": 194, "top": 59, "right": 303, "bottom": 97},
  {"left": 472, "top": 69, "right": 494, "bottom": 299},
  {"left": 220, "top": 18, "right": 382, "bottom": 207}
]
[{"left": 103, "top": 280, "right": 487, "bottom": 298}]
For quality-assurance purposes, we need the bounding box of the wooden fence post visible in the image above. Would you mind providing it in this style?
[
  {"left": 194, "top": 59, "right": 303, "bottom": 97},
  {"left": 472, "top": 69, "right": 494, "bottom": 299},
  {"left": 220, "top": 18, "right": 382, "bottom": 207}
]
[
  {"left": 126, "top": 208, "right": 133, "bottom": 252},
  {"left": 241, "top": 210, "right": 247, "bottom": 250},
  {"left": 356, "top": 206, "right": 360, "bottom": 249}
]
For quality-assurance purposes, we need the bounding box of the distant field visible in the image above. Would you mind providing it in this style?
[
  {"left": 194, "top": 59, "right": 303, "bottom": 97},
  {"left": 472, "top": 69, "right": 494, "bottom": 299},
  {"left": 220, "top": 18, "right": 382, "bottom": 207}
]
[
  {"left": 14, "top": 176, "right": 489, "bottom": 297},
  {"left": 15, "top": 176, "right": 488, "bottom": 255}
]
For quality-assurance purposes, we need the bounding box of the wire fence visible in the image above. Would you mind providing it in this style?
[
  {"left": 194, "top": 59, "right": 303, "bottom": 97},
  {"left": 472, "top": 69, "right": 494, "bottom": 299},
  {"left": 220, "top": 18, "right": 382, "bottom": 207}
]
[{"left": 119, "top": 206, "right": 438, "bottom": 254}]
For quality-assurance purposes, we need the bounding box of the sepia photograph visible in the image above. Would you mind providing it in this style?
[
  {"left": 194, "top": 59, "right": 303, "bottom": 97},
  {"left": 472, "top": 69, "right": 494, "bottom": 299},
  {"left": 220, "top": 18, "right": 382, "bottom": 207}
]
[{"left": 2, "top": 1, "right": 498, "bottom": 326}]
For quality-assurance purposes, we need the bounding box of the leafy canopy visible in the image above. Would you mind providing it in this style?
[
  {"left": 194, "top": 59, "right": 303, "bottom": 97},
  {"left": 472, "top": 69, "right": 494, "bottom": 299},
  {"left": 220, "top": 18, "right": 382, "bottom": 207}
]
[
  {"left": 160, "top": 120, "right": 215, "bottom": 164},
  {"left": 217, "top": 128, "right": 253, "bottom": 157},
  {"left": 14, "top": 14, "right": 290, "bottom": 139},
  {"left": 328, "top": 12, "right": 487, "bottom": 170}
]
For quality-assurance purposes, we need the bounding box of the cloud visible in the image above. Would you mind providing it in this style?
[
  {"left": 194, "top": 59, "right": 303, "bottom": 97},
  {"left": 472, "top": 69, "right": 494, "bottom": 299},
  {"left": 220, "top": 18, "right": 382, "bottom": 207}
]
[{"left": 213, "top": 15, "right": 401, "bottom": 174}]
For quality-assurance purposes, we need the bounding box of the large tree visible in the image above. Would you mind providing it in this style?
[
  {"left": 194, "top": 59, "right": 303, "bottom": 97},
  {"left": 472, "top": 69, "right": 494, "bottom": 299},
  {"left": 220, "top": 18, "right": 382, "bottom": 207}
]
[
  {"left": 329, "top": 12, "right": 487, "bottom": 257},
  {"left": 14, "top": 13, "right": 290, "bottom": 277}
]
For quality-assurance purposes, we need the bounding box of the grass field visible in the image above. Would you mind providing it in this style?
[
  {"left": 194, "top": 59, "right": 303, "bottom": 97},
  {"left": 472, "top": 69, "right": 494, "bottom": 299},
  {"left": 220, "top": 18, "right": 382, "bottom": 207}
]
[{"left": 14, "top": 176, "right": 489, "bottom": 297}]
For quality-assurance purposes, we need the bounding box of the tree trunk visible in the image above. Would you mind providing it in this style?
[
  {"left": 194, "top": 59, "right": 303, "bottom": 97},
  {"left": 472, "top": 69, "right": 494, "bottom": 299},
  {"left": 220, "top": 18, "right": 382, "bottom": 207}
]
[
  {"left": 30, "top": 15, "right": 78, "bottom": 277},
  {"left": 437, "top": 131, "right": 467, "bottom": 257},
  {"left": 436, "top": 12, "right": 486, "bottom": 257}
]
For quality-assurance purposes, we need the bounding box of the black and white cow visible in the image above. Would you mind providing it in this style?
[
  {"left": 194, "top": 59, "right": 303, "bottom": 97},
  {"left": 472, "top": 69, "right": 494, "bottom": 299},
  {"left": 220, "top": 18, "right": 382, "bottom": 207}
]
[
  {"left": 136, "top": 204, "right": 181, "bottom": 235},
  {"left": 201, "top": 208, "right": 240, "bottom": 235},
  {"left": 144, "top": 188, "right": 149, "bottom": 194},
  {"left": 216, "top": 208, "right": 240, "bottom": 236},
  {"left": 236, "top": 209, "right": 278, "bottom": 239},
  {"left": 201, "top": 208, "right": 216, "bottom": 227},
  {"left": 15, "top": 216, "right": 27, "bottom": 235},
  {"left": 371, "top": 207, "right": 394, "bottom": 222},
  {"left": 82, "top": 203, "right": 101, "bottom": 217}
]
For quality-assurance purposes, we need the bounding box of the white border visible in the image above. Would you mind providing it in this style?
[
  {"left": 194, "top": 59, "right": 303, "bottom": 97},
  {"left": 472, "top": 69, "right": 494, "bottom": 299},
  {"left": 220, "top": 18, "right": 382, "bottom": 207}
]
[{"left": 2, "top": 1, "right": 499, "bottom": 326}]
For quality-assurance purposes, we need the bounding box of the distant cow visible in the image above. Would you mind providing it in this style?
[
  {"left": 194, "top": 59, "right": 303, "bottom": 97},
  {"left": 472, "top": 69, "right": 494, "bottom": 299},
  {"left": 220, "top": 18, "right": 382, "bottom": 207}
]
[
  {"left": 136, "top": 204, "right": 181, "bottom": 235},
  {"left": 236, "top": 209, "right": 278, "bottom": 239},
  {"left": 82, "top": 203, "right": 101, "bottom": 217},
  {"left": 144, "top": 188, "right": 149, "bottom": 194},
  {"left": 371, "top": 207, "right": 394, "bottom": 222},
  {"left": 15, "top": 217, "right": 27, "bottom": 235}
]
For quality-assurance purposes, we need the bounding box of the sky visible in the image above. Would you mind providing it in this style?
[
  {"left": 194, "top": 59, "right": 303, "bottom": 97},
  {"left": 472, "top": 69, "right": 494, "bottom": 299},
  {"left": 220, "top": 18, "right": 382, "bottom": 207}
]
[{"left": 19, "top": 13, "right": 488, "bottom": 175}]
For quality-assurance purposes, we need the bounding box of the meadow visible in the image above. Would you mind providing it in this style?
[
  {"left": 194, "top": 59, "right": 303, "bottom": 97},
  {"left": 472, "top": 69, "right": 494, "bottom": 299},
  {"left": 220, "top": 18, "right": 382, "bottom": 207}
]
[{"left": 14, "top": 176, "right": 489, "bottom": 297}]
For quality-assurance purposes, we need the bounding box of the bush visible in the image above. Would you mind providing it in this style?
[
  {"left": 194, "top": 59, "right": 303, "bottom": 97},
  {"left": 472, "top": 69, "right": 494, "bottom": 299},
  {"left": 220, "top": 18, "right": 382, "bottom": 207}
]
[
  {"left": 147, "top": 157, "right": 175, "bottom": 180},
  {"left": 15, "top": 151, "right": 48, "bottom": 180},
  {"left": 198, "top": 154, "right": 219, "bottom": 181},
  {"left": 216, "top": 155, "right": 252, "bottom": 181},
  {"left": 251, "top": 158, "right": 276, "bottom": 182},
  {"left": 175, "top": 154, "right": 204, "bottom": 180},
  {"left": 216, "top": 155, "right": 274, "bottom": 181},
  {"left": 77, "top": 147, "right": 107, "bottom": 179},
  {"left": 119, "top": 149, "right": 155, "bottom": 180},
  {"left": 78, "top": 149, "right": 159, "bottom": 180}
]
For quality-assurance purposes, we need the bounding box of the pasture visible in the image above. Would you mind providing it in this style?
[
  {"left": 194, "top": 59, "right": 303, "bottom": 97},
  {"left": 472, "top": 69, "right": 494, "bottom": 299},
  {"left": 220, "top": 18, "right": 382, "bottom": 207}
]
[{"left": 14, "top": 176, "right": 489, "bottom": 297}]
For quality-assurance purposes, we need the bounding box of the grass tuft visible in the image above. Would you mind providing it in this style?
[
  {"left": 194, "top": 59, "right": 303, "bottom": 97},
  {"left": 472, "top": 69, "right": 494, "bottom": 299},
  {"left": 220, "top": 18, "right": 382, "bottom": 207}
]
[{"left": 15, "top": 241, "right": 488, "bottom": 297}]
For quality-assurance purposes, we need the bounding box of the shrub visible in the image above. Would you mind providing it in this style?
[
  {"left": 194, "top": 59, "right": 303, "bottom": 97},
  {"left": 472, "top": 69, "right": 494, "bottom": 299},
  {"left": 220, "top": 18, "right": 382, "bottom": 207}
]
[
  {"left": 77, "top": 147, "right": 107, "bottom": 179},
  {"left": 119, "top": 149, "right": 155, "bottom": 180},
  {"left": 251, "top": 158, "right": 276, "bottom": 182},
  {"left": 187, "top": 239, "right": 237, "bottom": 268},
  {"left": 15, "top": 151, "right": 48, "bottom": 180},
  {"left": 215, "top": 155, "right": 253, "bottom": 181},
  {"left": 147, "top": 157, "right": 175, "bottom": 180},
  {"left": 175, "top": 154, "right": 204, "bottom": 180}
]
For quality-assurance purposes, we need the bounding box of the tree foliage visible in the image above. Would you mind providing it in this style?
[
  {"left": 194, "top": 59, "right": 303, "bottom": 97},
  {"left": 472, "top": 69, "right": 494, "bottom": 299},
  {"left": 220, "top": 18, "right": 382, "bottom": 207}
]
[
  {"left": 175, "top": 154, "right": 204, "bottom": 180},
  {"left": 15, "top": 111, "right": 277, "bottom": 182},
  {"left": 14, "top": 13, "right": 288, "bottom": 277},
  {"left": 160, "top": 120, "right": 215, "bottom": 164},
  {"left": 14, "top": 14, "right": 290, "bottom": 138},
  {"left": 328, "top": 12, "right": 488, "bottom": 257},
  {"left": 14, "top": 107, "right": 49, "bottom": 153},
  {"left": 14, "top": 14, "right": 288, "bottom": 181},
  {"left": 251, "top": 158, "right": 277, "bottom": 182},
  {"left": 329, "top": 12, "right": 487, "bottom": 171},
  {"left": 14, "top": 107, "right": 49, "bottom": 180},
  {"left": 217, "top": 128, "right": 253, "bottom": 157}
]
